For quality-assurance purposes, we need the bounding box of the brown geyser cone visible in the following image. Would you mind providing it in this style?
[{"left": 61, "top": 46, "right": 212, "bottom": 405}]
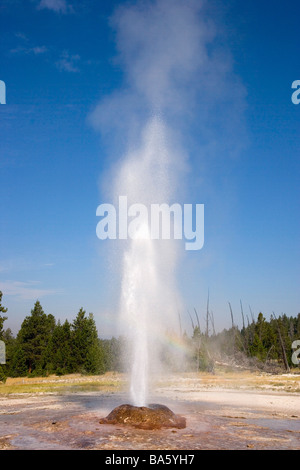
[{"left": 99, "top": 403, "right": 186, "bottom": 430}]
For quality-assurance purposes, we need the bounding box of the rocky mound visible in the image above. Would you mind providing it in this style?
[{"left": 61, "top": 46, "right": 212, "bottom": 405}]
[{"left": 99, "top": 403, "right": 186, "bottom": 430}]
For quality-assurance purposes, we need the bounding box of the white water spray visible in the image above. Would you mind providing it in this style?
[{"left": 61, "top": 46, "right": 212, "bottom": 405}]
[
  {"left": 91, "top": 0, "right": 246, "bottom": 407},
  {"left": 117, "top": 117, "right": 181, "bottom": 406}
]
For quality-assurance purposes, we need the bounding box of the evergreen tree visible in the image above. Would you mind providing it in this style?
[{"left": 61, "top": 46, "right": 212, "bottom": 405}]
[
  {"left": 71, "top": 308, "right": 103, "bottom": 374},
  {"left": 8, "top": 346, "right": 28, "bottom": 377},
  {"left": 249, "top": 313, "right": 273, "bottom": 361},
  {"left": 14, "top": 300, "right": 55, "bottom": 375},
  {"left": 44, "top": 320, "right": 75, "bottom": 374}
]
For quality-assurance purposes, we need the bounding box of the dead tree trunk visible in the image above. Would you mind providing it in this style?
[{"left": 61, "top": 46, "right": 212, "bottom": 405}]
[{"left": 273, "top": 313, "right": 290, "bottom": 372}]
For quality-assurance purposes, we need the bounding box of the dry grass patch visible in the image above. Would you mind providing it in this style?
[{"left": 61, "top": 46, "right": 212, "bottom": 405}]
[
  {"left": 154, "top": 369, "right": 300, "bottom": 393},
  {"left": 0, "top": 372, "right": 125, "bottom": 395},
  {"left": 1, "top": 370, "right": 300, "bottom": 395}
]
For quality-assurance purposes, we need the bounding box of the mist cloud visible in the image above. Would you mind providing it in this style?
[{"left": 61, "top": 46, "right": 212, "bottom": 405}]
[
  {"left": 90, "top": 0, "right": 248, "bottom": 404},
  {"left": 89, "top": 0, "right": 246, "bottom": 161}
]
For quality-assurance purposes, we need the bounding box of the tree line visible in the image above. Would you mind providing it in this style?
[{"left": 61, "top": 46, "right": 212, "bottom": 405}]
[
  {"left": 0, "top": 290, "right": 299, "bottom": 381},
  {"left": 0, "top": 292, "right": 123, "bottom": 381},
  {"left": 184, "top": 305, "right": 300, "bottom": 373}
]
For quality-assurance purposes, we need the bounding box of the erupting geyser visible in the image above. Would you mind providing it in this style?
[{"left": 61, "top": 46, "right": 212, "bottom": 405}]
[
  {"left": 93, "top": 0, "right": 247, "bottom": 430},
  {"left": 117, "top": 117, "right": 182, "bottom": 407},
  {"left": 99, "top": 118, "right": 186, "bottom": 428},
  {"left": 96, "top": 0, "right": 222, "bottom": 427}
]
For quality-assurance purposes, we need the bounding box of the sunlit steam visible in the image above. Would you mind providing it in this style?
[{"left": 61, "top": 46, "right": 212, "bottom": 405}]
[
  {"left": 117, "top": 117, "right": 182, "bottom": 405},
  {"left": 90, "top": 0, "right": 246, "bottom": 406}
]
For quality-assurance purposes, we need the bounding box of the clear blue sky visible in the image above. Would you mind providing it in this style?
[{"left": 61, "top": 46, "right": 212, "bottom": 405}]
[{"left": 0, "top": 0, "right": 299, "bottom": 336}]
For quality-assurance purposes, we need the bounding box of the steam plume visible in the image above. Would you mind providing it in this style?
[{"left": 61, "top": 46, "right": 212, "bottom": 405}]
[{"left": 90, "top": 0, "right": 246, "bottom": 405}]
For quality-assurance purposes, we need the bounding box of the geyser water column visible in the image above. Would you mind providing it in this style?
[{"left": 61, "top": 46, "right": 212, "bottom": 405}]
[
  {"left": 100, "top": 0, "right": 205, "bottom": 408},
  {"left": 116, "top": 116, "right": 181, "bottom": 406},
  {"left": 121, "top": 224, "right": 155, "bottom": 406},
  {"left": 95, "top": 0, "right": 246, "bottom": 428}
]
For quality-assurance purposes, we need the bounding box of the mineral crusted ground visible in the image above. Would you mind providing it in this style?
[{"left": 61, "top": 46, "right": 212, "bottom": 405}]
[{"left": 0, "top": 372, "right": 299, "bottom": 450}]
